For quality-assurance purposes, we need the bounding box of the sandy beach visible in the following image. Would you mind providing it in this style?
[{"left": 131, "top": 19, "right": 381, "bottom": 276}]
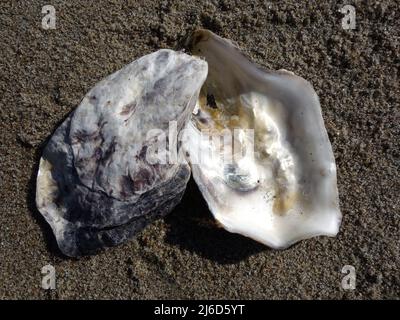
[{"left": 0, "top": 0, "right": 399, "bottom": 299}]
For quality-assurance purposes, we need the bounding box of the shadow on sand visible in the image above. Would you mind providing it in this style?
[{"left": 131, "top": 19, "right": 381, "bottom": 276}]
[{"left": 164, "top": 178, "right": 267, "bottom": 264}]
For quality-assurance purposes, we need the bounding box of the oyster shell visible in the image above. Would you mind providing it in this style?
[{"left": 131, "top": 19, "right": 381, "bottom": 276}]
[
  {"left": 183, "top": 30, "right": 342, "bottom": 249},
  {"left": 36, "top": 49, "right": 208, "bottom": 256}
]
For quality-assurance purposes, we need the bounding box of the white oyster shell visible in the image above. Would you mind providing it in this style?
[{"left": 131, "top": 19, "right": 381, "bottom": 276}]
[
  {"left": 183, "top": 30, "right": 342, "bottom": 249},
  {"left": 36, "top": 49, "right": 208, "bottom": 256}
]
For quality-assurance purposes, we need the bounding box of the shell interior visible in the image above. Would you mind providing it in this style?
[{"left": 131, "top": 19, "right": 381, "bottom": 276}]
[{"left": 183, "top": 30, "right": 342, "bottom": 249}]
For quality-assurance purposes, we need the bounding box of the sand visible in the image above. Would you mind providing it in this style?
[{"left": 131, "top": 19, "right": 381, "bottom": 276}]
[{"left": 0, "top": 0, "right": 399, "bottom": 299}]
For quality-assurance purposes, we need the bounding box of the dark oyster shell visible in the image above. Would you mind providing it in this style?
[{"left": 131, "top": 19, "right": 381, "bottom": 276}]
[{"left": 36, "top": 49, "right": 207, "bottom": 256}]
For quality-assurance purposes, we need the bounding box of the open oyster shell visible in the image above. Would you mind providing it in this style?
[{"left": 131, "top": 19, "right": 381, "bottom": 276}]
[
  {"left": 36, "top": 30, "right": 341, "bottom": 256},
  {"left": 36, "top": 49, "right": 207, "bottom": 256},
  {"left": 183, "top": 30, "right": 342, "bottom": 249}
]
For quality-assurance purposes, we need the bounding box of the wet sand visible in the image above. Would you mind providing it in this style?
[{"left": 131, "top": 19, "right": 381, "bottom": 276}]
[{"left": 0, "top": 0, "right": 399, "bottom": 299}]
